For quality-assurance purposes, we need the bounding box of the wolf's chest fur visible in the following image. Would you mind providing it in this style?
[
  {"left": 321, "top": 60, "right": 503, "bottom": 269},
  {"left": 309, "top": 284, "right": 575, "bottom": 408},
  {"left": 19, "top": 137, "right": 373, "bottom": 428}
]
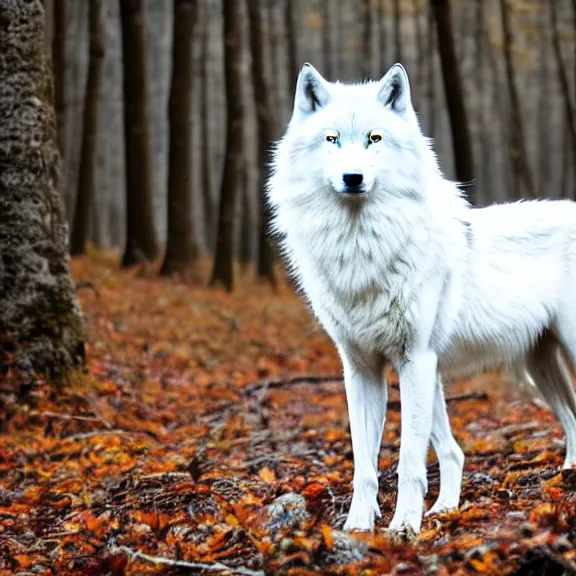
[{"left": 286, "top": 201, "right": 439, "bottom": 360}]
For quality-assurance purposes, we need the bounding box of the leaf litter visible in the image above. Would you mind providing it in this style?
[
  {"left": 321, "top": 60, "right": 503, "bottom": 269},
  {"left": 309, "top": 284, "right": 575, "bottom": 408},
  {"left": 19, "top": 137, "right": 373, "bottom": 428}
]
[{"left": 0, "top": 253, "right": 575, "bottom": 575}]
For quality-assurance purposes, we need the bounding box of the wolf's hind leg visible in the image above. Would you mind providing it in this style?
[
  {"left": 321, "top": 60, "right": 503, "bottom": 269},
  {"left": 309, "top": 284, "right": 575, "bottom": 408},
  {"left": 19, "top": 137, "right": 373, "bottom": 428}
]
[
  {"left": 426, "top": 376, "right": 465, "bottom": 516},
  {"left": 527, "top": 329, "right": 576, "bottom": 469}
]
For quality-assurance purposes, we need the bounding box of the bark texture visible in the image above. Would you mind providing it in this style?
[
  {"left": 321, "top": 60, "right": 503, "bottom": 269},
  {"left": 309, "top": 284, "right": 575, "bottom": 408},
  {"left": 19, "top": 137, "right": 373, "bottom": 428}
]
[
  {"left": 161, "top": 0, "right": 199, "bottom": 276},
  {"left": 119, "top": 0, "right": 158, "bottom": 267},
  {"left": 70, "top": 0, "right": 106, "bottom": 256},
  {"left": 210, "top": 0, "right": 244, "bottom": 291},
  {"left": 0, "top": 0, "right": 85, "bottom": 379}
]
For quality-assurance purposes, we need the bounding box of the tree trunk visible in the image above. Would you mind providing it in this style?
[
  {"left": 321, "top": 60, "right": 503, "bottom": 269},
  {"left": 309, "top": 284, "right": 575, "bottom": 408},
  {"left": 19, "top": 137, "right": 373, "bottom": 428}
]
[
  {"left": 200, "top": 4, "right": 214, "bottom": 253},
  {"left": 284, "top": 0, "right": 298, "bottom": 94},
  {"left": 411, "top": 0, "right": 424, "bottom": 90},
  {"left": 498, "top": 0, "right": 535, "bottom": 198},
  {"left": 52, "top": 0, "right": 67, "bottom": 164},
  {"left": 0, "top": 0, "right": 85, "bottom": 380},
  {"left": 537, "top": 9, "right": 551, "bottom": 196},
  {"left": 119, "top": 0, "right": 158, "bottom": 267},
  {"left": 474, "top": 0, "right": 490, "bottom": 203},
  {"left": 379, "top": 0, "right": 387, "bottom": 73},
  {"left": 431, "top": 0, "right": 475, "bottom": 203},
  {"left": 247, "top": 0, "right": 276, "bottom": 285},
  {"left": 393, "top": 0, "right": 402, "bottom": 62},
  {"left": 70, "top": 0, "right": 106, "bottom": 256},
  {"left": 321, "top": 0, "right": 333, "bottom": 79},
  {"left": 210, "top": 0, "right": 244, "bottom": 291},
  {"left": 239, "top": 163, "right": 253, "bottom": 271},
  {"left": 161, "top": 0, "right": 199, "bottom": 276},
  {"left": 360, "top": 0, "right": 372, "bottom": 79},
  {"left": 550, "top": 0, "right": 576, "bottom": 198},
  {"left": 426, "top": 1, "right": 436, "bottom": 138}
]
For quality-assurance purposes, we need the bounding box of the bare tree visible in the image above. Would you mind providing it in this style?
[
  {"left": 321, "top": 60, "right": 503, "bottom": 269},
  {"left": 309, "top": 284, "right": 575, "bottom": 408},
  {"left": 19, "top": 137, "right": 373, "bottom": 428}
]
[
  {"left": 431, "top": 0, "right": 475, "bottom": 202},
  {"left": 393, "top": 0, "right": 402, "bottom": 62},
  {"left": 321, "top": 0, "right": 333, "bottom": 79},
  {"left": 498, "top": 0, "right": 535, "bottom": 198},
  {"left": 200, "top": 5, "right": 214, "bottom": 252},
  {"left": 426, "top": 1, "right": 436, "bottom": 138},
  {"left": 0, "top": 0, "right": 84, "bottom": 379},
  {"left": 239, "top": 165, "right": 253, "bottom": 270},
  {"left": 70, "top": 0, "right": 106, "bottom": 256},
  {"left": 360, "top": 0, "right": 372, "bottom": 78},
  {"left": 379, "top": 0, "right": 387, "bottom": 72},
  {"left": 210, "top": 0, "right": 244, "bottom": 291},
  {"left": 119, "top": 0, "right": 158, "bottom": 267},
  {"left": 411, "top": 0, "right": 424, "bottom": 90},
  {"left": 283, "top": 0, "right": 298, "bottom": 93},
  {"left": 247, "top": 0, "right": 276, "bottom": 284},
  {"left": 537, "top": 8, "right": 551, "bottom": 195},
  {"left": 161, "top": 0, "right": 200, "bottom": 276},
  {"left": 550, "top": 0, "right": 576, "bottom": 197}
]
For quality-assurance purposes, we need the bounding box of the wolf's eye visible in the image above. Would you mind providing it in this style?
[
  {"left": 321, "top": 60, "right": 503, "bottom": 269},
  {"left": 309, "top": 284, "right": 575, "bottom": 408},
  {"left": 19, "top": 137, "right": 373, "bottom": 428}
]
[
  {"left": 326, "top": 134, "right": 339, "bottom": 144},
  {"left": 369, "top": 132, "right": 382, "bottom": 144}
]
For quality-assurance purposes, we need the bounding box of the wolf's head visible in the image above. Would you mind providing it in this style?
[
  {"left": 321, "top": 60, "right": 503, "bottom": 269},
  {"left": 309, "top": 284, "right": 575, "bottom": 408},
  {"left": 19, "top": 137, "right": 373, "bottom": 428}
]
[{"left": 269, "top": 63, "right": 439, "bottom": 208}]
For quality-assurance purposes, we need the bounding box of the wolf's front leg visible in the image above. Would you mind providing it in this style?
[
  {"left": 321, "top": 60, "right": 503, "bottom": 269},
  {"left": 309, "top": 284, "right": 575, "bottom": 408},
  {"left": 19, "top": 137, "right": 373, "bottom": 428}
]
[
  {"left": 388, "top": 350, "right": 437, "bottom": 534},
  {"left": 340, "top": 348, "right": 387, "bottom": 532}
]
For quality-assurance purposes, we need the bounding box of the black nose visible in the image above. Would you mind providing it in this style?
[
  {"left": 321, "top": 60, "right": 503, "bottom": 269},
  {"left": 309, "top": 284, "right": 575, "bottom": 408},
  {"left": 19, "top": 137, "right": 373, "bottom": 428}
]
[{"left": 343, "top": 173, "right": 364, "bottom": 190}]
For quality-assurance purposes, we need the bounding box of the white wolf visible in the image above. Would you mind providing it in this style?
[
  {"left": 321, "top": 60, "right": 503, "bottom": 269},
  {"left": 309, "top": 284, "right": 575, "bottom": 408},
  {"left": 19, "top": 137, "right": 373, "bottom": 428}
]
[{"left": 266, "top": 62, "right": 576, "bottom": 534}]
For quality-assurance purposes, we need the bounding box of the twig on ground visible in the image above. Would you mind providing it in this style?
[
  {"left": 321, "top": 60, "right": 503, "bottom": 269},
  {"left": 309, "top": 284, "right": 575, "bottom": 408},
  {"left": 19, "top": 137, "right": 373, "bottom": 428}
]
[
  {"left": 62, "top": 429, "right": 149, "bottom": 442},
  {"left": 42, "top": 411, "right": 112, "bottom": 429},
  {"left": 111, "top": 545, "right": 264, "bottom": 576},
  {"left": 244, "top": 374, "right": 343, "bottom": 395},
  {"left": 387, "top": 391, "right": 489, "bottom": 412}
]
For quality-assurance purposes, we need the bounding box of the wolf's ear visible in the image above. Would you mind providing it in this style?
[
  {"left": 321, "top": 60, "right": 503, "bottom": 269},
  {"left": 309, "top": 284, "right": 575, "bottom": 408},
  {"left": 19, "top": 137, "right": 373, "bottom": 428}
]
[
  {"left": 294, "top": 63, "right": 331, "bottom": 117},
  {"left": 377, "top": 63, "right": 412, "bottom": 113}
]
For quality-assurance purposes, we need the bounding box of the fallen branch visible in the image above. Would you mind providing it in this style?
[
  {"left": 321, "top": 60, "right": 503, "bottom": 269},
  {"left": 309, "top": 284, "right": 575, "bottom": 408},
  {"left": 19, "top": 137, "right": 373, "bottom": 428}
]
[
  {"left": 244, "top": 374, "right": 343, "bottom": 395},
  {"left": 111, "top": 545, "right": 264, "bottom": 576},
  {"left": 245, "top": 376, "right": 488, "bottom": 410}
]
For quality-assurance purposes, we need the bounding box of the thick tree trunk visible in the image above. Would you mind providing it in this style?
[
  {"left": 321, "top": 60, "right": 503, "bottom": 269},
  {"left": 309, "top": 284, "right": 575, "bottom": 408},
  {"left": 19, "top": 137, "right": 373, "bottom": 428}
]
[
  {"left": 247, "top": 0, "right": 276, "bottom": 285},
  {"left": 210, "top": 0, "right": 244, "bottom": 291},
  {"left": 161, "top": 0, "right": 199, "bottom": 276},
  {"left": 70, "top": 0, "right": 106, "bottom": 256},
  {"left": 498, "top": 0, "right": 535, "bottom": 198},
  {"left": 119, "top": 0, "right": 158, "bottom": 267},
  {"left": 0, "top": 0, "right": 85, "bottom": 380},
  {"left": 431, "top": 0, "right": 475, "bottom": 203},
  {"left": 550, "top": 0, "right": 576, "bottom": 198},
  {"left": 200, "top": 5, "right": 214, "bottom": 253}
]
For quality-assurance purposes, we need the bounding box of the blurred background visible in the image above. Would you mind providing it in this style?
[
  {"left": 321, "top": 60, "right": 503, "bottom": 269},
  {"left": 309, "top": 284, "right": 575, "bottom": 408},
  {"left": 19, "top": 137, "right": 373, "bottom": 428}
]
[{"left": 42, "top": 0, "right": 576, "bottom": 285}]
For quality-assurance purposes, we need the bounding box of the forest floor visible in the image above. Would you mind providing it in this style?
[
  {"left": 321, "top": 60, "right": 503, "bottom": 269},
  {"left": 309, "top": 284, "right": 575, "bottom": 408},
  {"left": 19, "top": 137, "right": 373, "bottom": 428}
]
[{"left": 1, "top": 252, "right": 576, "bottom": 575}]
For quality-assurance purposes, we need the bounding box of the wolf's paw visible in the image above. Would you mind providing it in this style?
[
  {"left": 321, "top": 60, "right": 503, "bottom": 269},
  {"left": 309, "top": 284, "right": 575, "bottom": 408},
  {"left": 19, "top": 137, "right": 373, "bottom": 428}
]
[
  {"left": 388, "top": 509, "right": 421, "bottom": 536},
  {"left": 426, "top": 499, "right": 459, "bottom": 517},
  {"left": 343, "top": 499, "right": 380, "bottom": 532},
  {"left": 386, "top": 522, "right": 417, "bottom": 545}
]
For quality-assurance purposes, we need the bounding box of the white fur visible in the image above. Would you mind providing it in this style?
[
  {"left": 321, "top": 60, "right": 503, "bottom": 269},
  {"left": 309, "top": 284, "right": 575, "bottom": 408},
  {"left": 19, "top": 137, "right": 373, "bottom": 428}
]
[{"left": 267, "top": 63, "right": 576, "bottom": 534}]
